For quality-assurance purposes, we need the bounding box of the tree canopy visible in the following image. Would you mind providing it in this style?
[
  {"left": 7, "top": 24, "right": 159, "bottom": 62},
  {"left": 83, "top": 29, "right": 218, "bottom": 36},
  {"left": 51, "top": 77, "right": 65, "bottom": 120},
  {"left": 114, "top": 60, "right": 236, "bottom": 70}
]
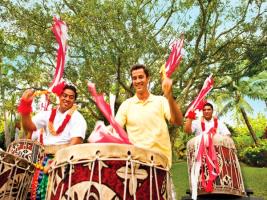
[{"left": 1, "top": 0, "right": 266, "bottom": 142}]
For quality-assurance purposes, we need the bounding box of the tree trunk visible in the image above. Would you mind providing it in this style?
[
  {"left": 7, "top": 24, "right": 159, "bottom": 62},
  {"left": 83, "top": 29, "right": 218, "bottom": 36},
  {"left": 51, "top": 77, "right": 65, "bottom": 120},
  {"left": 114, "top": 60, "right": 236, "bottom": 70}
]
[
  {"left": 0, "top": 57, "right": 11, "bottom": 149},
  {"left": 240, "top": 106, "right": 258, "bottom": 145},
  {"left": 4, "top": 111, "right": 11, "bottom": 149}
]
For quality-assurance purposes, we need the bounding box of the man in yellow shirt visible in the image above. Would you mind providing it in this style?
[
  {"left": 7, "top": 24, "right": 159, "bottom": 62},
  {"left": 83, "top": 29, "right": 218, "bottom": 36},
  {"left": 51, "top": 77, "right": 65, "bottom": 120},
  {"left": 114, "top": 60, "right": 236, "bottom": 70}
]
[{"left": 115, "top": 64, "right": 183, "bottom": 168}]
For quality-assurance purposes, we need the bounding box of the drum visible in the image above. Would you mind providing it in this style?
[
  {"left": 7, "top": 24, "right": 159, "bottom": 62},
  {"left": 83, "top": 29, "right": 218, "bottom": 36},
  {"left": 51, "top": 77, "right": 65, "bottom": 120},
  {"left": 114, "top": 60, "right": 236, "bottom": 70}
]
[
  {"left": 0, "top": 149, "right": 35, "bottom": 200},
  {"left": 47, "top": 143, "right": 171, "bottom": 200},
  {"left": 187, "top": 134, "right": 246, "bottom": 197},
  {"left": 7, "top": 139, "right": 45, "bottom": 164}
]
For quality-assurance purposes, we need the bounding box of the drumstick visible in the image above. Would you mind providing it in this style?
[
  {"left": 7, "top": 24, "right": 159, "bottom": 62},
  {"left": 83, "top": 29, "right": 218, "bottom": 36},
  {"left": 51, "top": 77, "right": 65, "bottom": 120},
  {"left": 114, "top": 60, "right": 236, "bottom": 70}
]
[{"left": 160, "top": 64, "right": 167, "bottom": 80}]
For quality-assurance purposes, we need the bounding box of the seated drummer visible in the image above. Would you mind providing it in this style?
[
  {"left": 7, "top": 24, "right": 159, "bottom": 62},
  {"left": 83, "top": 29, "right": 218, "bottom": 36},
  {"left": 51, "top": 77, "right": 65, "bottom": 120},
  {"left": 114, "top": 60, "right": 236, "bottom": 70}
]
[
  {"left": 184, "top": 102, "right": 231, "bottom": 136},
  {"left": 18, "top": 84, "right": 87, "bottom": 200},
  {"left": 115, "top": 64, "right": 183, "bottom": 168}
]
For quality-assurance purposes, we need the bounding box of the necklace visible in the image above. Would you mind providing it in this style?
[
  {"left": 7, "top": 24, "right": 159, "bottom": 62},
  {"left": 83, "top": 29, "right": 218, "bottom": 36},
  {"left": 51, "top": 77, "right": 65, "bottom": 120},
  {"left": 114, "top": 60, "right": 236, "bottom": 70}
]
[{"left": 48, "top": 105, "right": 77, "bottom": 136}]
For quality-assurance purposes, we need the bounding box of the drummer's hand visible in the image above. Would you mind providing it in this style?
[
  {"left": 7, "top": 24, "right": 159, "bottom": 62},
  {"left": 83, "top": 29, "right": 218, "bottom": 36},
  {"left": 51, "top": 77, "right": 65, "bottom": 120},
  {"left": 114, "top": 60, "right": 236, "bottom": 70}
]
[
  {"left": 162, "top": 77, "right": 173, "bottom": 99},
  {"left": 21, "top": 89, "right": 35, "bottom": 101}
]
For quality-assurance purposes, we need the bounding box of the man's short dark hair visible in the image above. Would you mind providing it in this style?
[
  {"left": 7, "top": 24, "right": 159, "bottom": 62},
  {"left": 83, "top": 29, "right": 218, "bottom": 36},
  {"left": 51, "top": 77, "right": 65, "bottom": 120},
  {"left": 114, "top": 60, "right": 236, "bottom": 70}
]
[
  {"left": 130, "top": 64, "right": 149, "bottom": 78},
  {"left": 63, "top": 84, "right": 78, "bottom": 100},
  {"left": 203, "top": 102, "right": 213, "bottom": 110}
]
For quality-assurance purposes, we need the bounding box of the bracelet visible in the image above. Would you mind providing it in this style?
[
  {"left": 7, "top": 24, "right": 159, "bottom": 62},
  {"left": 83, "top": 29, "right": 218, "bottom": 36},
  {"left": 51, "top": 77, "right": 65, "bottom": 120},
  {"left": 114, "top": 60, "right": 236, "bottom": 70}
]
[
  {"left": 186, "top": 110, "right": 196, "bottom": 120},
  {"left": 17, "top": 98, "right": 33, "bottom": 115}
]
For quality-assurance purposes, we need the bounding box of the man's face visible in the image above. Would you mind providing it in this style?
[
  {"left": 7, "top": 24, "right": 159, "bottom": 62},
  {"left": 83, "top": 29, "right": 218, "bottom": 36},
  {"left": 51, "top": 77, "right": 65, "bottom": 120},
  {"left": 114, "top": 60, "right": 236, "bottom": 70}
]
[
  {"left": 203, "top": 105, "right": 213, "bottom": 120},
  {"left": 131, "top": 68, "right": 149, "bottom": 94},
  {"left": 59, "top": 89, "right": 75, "bottom": 112}
]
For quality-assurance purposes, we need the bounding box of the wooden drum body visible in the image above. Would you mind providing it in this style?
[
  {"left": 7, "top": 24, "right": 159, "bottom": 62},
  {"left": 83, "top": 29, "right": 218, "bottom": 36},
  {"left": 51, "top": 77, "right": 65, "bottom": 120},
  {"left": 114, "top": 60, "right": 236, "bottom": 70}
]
[
  {"left": 187, "top": 134, "right": 246, "bottom": 197},
  {"left": 0, "top": 150, "right": 35, "bottom": 200},
  {"left": 7, "top": 139, "right": 45, "bottom": 164},
  {"left": 47, "top": 143, "right": 171, "bottom": 200}
]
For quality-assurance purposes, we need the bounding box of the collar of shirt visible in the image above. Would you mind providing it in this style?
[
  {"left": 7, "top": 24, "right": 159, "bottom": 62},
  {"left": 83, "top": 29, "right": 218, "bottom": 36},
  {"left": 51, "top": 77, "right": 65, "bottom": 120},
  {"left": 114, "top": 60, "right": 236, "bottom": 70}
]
[
  {"left": 132, "top": 93, "right": 154, "bottom": 104},
  {"left": 202, "top": 117, "right": 215, "bottom": 124},
  {"left": 56, "top": 107, "right": 70, "bottom": 117}
]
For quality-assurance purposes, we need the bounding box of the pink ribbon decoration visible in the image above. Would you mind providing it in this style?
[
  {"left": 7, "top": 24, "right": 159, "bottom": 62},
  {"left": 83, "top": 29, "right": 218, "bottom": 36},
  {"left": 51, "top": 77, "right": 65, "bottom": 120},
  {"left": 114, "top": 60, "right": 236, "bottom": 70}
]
[
  {"left": 51, "top": 81, "right": 66, "bottom": 96},
  {"left": 199, "top": 118, "right": 219, "bottom": 192},
  {"left": 88, "top": 121, "right": 128, "bottom": 144},
  {"left": 165, "top": 36, "right": 184, "bottom": 77},
  {"left": 49, "top": 17, "right": 68, "bottom": 92},
  {"left": 87, "top": 82, "right": 131, "bottom": 144},
  {"left": 191, "top": 119, "right": 219, "bottom": 200},
  {"left": 185, "top": 74, "right": 214, "bottom": 117},
  {"left": 38, "top": 94, "right": 50, "bottom": 111}
]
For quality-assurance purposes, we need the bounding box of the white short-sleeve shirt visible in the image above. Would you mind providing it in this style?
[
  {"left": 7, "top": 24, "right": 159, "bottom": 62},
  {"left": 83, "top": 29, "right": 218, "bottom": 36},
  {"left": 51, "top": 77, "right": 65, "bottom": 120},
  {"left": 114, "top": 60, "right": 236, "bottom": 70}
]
[
  {"left": 192, "top": 117, "right": 231, "bottom": 136},
  {"left": 32, "top": 108, "right": 87, "bottom": 145}
]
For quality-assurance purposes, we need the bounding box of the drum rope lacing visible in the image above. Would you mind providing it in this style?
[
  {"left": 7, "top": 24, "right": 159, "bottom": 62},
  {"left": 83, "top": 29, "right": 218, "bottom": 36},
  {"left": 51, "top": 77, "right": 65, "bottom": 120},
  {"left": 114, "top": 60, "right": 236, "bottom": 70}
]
[
  {"left": 46, "top": 150, "right": 170, "bottom": 199},
  {"left": 1, "top": 152, "right": 35, "bottom": 200},
  {"left": 187, "top": 135, "right": 246, "bottom": 198}
]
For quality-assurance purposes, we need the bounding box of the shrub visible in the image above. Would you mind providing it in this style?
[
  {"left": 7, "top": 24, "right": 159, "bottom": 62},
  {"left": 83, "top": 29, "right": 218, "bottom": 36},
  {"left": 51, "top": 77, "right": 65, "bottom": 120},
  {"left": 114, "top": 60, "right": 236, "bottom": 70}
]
[{"left": 240, "top": 140, "right": 267, "bottom": 167}]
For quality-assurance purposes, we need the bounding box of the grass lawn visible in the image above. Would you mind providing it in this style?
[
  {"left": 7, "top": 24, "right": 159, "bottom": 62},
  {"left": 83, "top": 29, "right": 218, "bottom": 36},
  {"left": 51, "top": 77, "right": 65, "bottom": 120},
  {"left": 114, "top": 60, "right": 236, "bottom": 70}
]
[{"left": 171, "top": 161, "right": 267, "bottom": 200}]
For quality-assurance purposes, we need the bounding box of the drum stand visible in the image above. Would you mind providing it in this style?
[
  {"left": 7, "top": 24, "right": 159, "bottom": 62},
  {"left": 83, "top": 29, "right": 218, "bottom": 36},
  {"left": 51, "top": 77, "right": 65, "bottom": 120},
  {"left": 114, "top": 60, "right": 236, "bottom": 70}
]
[{"left": 181, "top": 188, "right": 264, "bottom": 200}]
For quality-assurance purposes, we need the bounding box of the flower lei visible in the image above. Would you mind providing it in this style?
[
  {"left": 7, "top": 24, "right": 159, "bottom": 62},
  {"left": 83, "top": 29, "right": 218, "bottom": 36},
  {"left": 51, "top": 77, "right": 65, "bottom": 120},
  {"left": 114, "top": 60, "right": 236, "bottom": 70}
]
[
  {"left": 201, "top": 116, "right": 218, "bottom": 133},
  {"left": 198, "top": 116, "right": 219, "bottom": 192},
  {"left": 48, "top": 105, "right": 77, "bottom": 136}
]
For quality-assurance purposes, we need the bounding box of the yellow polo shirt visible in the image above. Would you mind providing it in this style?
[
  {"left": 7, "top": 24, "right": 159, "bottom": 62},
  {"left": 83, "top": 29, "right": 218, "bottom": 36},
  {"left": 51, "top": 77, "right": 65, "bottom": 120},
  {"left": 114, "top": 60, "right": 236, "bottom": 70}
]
[{"left": 115, "top": 94, "right": 172, "bottom": 168}]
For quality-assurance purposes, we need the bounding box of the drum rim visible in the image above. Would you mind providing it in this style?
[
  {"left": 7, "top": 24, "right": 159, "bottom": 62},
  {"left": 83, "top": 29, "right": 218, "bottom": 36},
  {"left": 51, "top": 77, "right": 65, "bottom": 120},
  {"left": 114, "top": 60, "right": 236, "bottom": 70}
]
[
  {"left": 53, "top": 143, "right": 169, "bottom": 169},
  {"left": 187, "top": 134, "right": 236, "bottom": 149},
  {"left": 8, "top": 139, "right": 45, "bottom": 149},
  {"left": 0, "top": 150, "right": 35, "bottom": 170}
]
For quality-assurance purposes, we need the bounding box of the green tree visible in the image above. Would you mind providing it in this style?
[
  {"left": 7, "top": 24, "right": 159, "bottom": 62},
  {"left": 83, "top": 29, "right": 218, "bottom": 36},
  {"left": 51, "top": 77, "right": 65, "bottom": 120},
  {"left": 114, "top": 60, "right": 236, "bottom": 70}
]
[
  {"left": 215, "top": 71, "right": 267, "bottom": 145},
  {"left": 1, "top": 0, "right": 266, "bottom": 149},
  {"left": 232, "top": 113, "right": 267, "bottom": 166}
]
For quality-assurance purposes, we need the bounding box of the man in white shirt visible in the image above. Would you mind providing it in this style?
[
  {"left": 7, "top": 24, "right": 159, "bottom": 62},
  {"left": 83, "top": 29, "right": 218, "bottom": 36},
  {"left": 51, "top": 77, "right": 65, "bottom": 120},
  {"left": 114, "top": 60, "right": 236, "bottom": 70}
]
[
  {"left": 184, "top": 102, "right": 231, "bottom": 199},
  {"left": 18, "top": 84, "right": 87, "bottom": 199},
  {"left": 19, "top": 84, "right": 87, "bottom": 146},
  {"left": 184, "top": 102, "right": 230, "bottom": 136}
]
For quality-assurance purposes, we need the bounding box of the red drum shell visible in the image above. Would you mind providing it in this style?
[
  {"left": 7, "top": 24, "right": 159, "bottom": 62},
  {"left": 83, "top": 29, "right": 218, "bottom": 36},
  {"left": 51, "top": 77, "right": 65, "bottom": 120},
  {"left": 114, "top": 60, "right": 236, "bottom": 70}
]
[
  {"left": 187, "top": 134, "right": 246, "bottom": 197},
  {"left": 0, "top": 150, "right": 34, "bottom": 200},
  {"left": 47, "top": 143, "right": 171, "bottom": 200},
  {"left": 7, "top": 139, "right": 45, "bottom": 164}
]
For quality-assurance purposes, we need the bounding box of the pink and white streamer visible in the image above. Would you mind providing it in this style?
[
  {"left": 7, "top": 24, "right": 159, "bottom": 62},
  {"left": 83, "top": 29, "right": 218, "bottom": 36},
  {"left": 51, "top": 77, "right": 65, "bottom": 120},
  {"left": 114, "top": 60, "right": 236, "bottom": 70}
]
[
  {"left": 165, "top": 36, "right": 184, "bottom": 77},
  {"left": 87, "top": 82, "right": 131, "bottom": 144},
  {"left": 49, "top": 17, "right": 68, "bottom": 92},
  {"left": 38, "top": 94, "right": 50, "bottom": 111},
  {"left": 109, "top": 93, "right": 116, "bottom": 117},
  {"left": 185, "top": 74, "right": 214, "bottom": 117},
  {"left": 191, "top": 126, "right": 219, "bottom": 200},
  {"left": 88, "top": 121, "right": 128, "bottom": 144}
]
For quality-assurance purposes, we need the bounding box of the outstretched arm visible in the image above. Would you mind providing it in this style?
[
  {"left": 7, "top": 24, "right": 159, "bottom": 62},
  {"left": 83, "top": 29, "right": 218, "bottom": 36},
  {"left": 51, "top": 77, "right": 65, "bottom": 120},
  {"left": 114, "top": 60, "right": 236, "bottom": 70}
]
[
  {"left": 183, "top": 110, "right": 196, "bottom": 134},
  {"left": 184, "top": 118, "right": 193, "bottom": 134},
  {"left": 162, "top": 77, "right": 183, "bottom": 126},
  {"left": 19, "top": 89, "right": 37, "bottom": 132}
]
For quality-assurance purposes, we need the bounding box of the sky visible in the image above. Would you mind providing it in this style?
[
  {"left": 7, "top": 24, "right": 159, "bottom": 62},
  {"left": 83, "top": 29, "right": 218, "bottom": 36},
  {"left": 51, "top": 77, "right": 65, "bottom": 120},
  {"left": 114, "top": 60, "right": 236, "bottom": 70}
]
[
  {"left": 220, "top": 98, "right": 267, "bottom": 126},
  {"left": 171, "top": 1, "right": 267, "bottom": 127}
]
